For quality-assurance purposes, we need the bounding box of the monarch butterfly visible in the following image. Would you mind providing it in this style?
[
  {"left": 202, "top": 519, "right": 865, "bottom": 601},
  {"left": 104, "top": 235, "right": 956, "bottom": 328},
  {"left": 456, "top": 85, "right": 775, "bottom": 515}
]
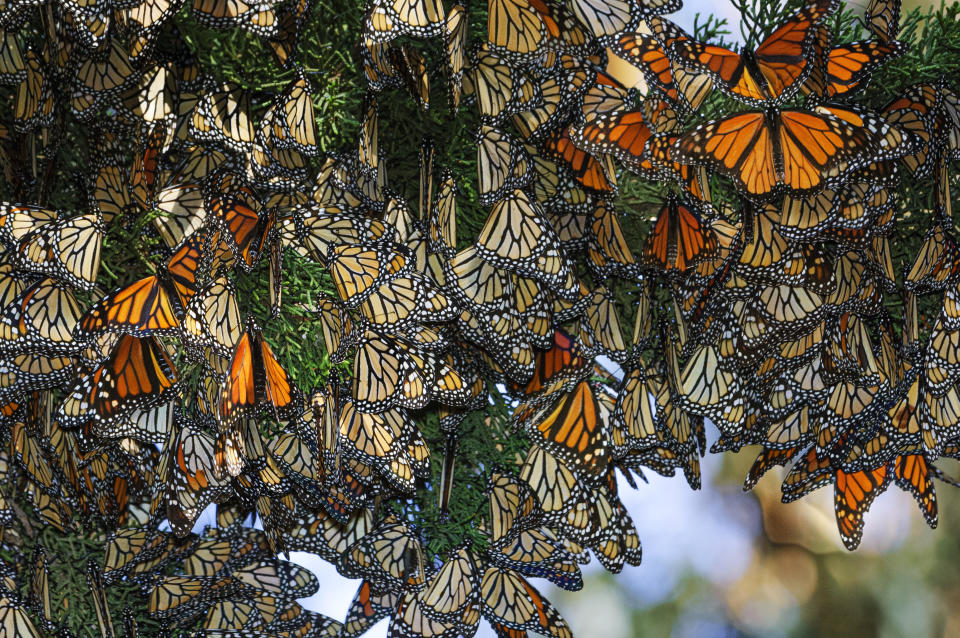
[
  {"left": 444, "top": 4, "right": 467, "bottom": 110},
  {"left": 342, "top": 580, "right": 398, "bottom": 638},
  {"left": 103, "top": 528, "right": 180, "bottom": 582},
  {"left": 443, "top": 248, "right": 532, "bottom": 380},
  {"left": 15, "top": 213, "right": 103, "bottom": 290},
  {"left": 486, "top": 0, "right": 551, "bottom": 57},
  {"left": 0, "top": 278, "right": 83, "bottom": 355},
  {"left": 165, "top": 232, "right": 209, "bottom": 308},
  {"left": 674, "top": 106, "right": 908, "bottom": 196},
  {"left": 338, "top": 400, "right": 425, "bottom": 492},
  {"left": 338, "top": 517, "right": 426, "bottom": 594},
  {"left": 75, "top": 39, "right": 140, "bottom": 99},
  {"left": 204, "top": 171, "right": 264, "bottom": 262},
  {"left": 834, "top": 464, "right": 890, "bottom": 550},
  {"left": 864, "top": 0, "right": 901, "bottom": 42},
  {"left": 892, "top": 452, "right": 938, "bottom": 528},
  {"left": 386, "top": 44, "right": 430, "bottom": 110},
  {"left": 477, "top": 562, "right": 572, "bottom": 638},
  {"left": 477, "top": 126, "right": 532, "bottom": 206},
  {"left": 27, "top": 545, "right": 50, "bottom": 625},
  {"left": 742, "top": 445, "right": 802, "bottom": 490},
  {"left": 510, "top": 74, "right": 565, "bottom": 141},
  {"left": 542, "top": 126, "right": 617, "bottom": 194},
  {"left": 487, "top": 524, "right": 584, "bottom": 590},
  {"left": 805, "top": 36, "right": 907, "bottom": 99},
  {"left": 905, "top": 224, "right": 960, "bottom": 295},
  {"left": 882, "top": 83, "right": 941, "bottom": 177},
  {"left": 60, "top": 0, "right": 114, "bottom": 47},
  {"left": 265, "top": 73, "right": 320, "bottom": 156},
  {"left": 669, "top": 0, "right": 835, "bottom": 107},
  {"left": 567, "top": 0, "right": 678, "bottom": 39},
  {"left": 181, "top": 276, "right": 243, "bottom": 371},
  {"left": 13, "top": 50, "right": 53, "bottom": 132},
  {"left": 642, "top": 197, "right": 718, "bottom": 273},
  {"left": 0, "top": 32, "right": 25, "bottom": 85},
  {"left": 218, "top": 320, "right": 295, "bottom": 428},
  {"left": 578, "top": 71, "right": 632, "bottom": 125},
  {"left": 429, "top": 171, "right": 458, "bottom": 255},
  {"left": 408, "top": 548, "right": 477, "bottom": 629},
  {"left": 294, "top": 207, "right": 389, "bottom": 263},
  {"left": 613, "top": 19, "right": 712, "bottom": 112},
  {"left": 231, "top": 559, "right": 319, "bottom": 600},
  {"left": 358, "top": 274, "right": 458, "bottom": 332},
  {"left": 351, "top": 329, "right": 445, "bottom": 412},
  {"left": 0, "top": 203, "right": 57, "bottom": 250},
  {"left": 191, "top": 84, "right": 255, "bottom": 153},
  {"left": 269, "top": 0, "right": 311, "bottom": 66},
  {"left": 78, "top": 275, "right": 181, "bottom": 339},
  {"left": 465, "top": 45, "right": 542, "bottom": 120},
  {"left": 571, "top": 108, "right": 656, "bottom": 174},
  {"left": 0, "top": 590, "right": 42, "bottom": 637},
  {"left": 486, "top": 470, "right": 542, "bottom": 544},
  {"left": 58, "top": 335, "right": 180, "bottom": 432},
  {"left": 192, "top": 0, "right": 279, "bottom": 36},
  {"left": 166, "top": 422, "right": 235, "bottom": 537},
  {"left": 939, "top": 81, "right": 960, "bottom": 160},
  {"left": 147, "top": 572, "right": 237, "bottom": 619},
  {"left": 678, "top": 343, "right": 745, "bottom": 433},
  {"left": 614, "top": 366, "right": 660, "bottom": 448},
  {"left": 585, "top": 205, "right": 639, "bottom": 281},
  {"left": 512, "top": 329, "right": 586, "bottom": 395},
  {"left": 364, "top": 0, "right": 445, "bottom": 42},
  {"left": 476, "top": 189, "right": 571, "bottom": 292},
  {"left": 518, "top": 444, "right": 582, "bottom": 514},
  {"left": 122, "top": 65, "right": 176, "bottom": 124},
  {"left": 0, "top": 353, "right": 74, "bottom": 400},
  {"left": 520, "top": 380, "right": 610, "bottom": 475},
  {"left": 11, "top": 418, "right": 59, "bottom": 494},
  {"left": 328, "top": 241, "right": 412, "bottom": 307},
  {"left": 577, "top": 287, "right": 628, "bottom": 361}
]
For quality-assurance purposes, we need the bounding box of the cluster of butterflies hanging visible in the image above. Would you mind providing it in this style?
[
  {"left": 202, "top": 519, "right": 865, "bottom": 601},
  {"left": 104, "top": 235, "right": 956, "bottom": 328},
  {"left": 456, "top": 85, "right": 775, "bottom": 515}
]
[{"left": 0, "top": 0, "right": 958, "bottom": 633}]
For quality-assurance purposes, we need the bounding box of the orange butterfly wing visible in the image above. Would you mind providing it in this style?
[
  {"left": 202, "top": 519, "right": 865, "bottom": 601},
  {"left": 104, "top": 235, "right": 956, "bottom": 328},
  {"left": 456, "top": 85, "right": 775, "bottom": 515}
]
[
  {"left": 534, "top": 380, "right": 609, "bottom": 474},
  {"left": 222, "top": 331, "right": 256, "bottom": 425},
  {"left": 543, "top": 127, "right": 616, "bottom": 193},
  {"left": 220, "top": 329, "right": 295, "bottom": 426},
  {"left": 778, "top": 109, "right": 875, "bottom": 192},
  {"left": 259, "top": 337, "right": 294, "bottom": 410},
  {"left": 675, "top": 112, "right": 777, "bottom": 195},
  {"left": 79, "top": 275, "right": 180, "bottom": 337},
  {"left": 752, "top": 0, "right": 832, "bottom": 96},
  {"left": 678, "top": 109, "right": 880, "bottom": 195},
  {"left": 515, "top": 329, "right": 586, "bottom": 395},
  {"left": 643, "top": 200, "right": 718, "bottom": 272},
  {"left": 614, "top": 33, "right": 679, "bottom": 102},
  {"left": 670, "top": 0, "right": 832, "bottom": 104},
  {"left": 834, "top": 465, "right": 889, "bottom": 550},
  {"left": 824, "top": 40, "right": 906, "bottom": 97},
  {"left": 573, "top": 110, "right": 654, "bottom": 169},
  {"left": 166, "top": 235, "right": 206, "bottom": 307},
  {"left": 894, "top": 453, "right": 937, "bottom": 527}
]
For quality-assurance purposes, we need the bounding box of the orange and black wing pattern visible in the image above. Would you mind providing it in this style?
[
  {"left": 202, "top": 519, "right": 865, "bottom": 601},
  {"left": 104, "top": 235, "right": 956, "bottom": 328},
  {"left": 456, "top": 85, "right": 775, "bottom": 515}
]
[
  {"left": 77, "top": 275, "right": 180, "bottom": 338},
  {"left": 58, "top": 335, "right": 180, "bottom": 431},
  {"left": 527, "top": 380, "right": 610, "bottom": 475},
  {"left": 218, "top": 325, "right": 296, "bottom": 427},
  {"left": 642, "top": 198, "right": 718, "bottom": 272},
  {"left": 833, "top": 464, "right": 890, "bottom": 550},
  {"left": 669, "top": 0, "right": 835, "bottom": 106},
  {"left": 893, "top": 453, "right": 938, "bottom": 528},
  {"left": 542, "top": 127, "right": 617, "bottom": 194}
]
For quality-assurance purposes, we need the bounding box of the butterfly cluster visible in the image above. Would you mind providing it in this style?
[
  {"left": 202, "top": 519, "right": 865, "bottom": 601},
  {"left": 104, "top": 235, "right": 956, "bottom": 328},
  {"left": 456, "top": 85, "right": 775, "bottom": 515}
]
[{"left": 0, "top": 0, "right": 957, "bottom": 634}]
